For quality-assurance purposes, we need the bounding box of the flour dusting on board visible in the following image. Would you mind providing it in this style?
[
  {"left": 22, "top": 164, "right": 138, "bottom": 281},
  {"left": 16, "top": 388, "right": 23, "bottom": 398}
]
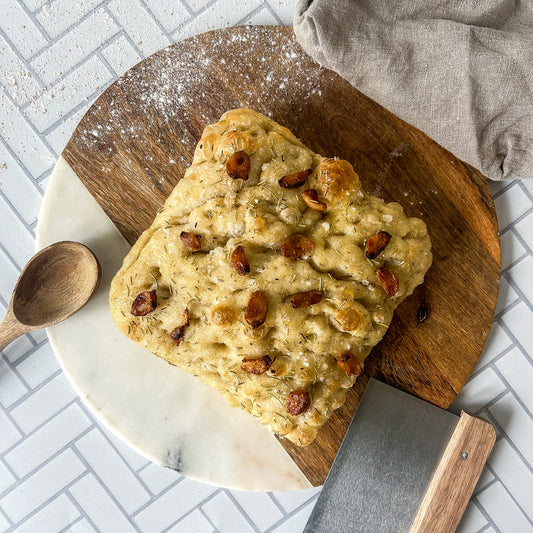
[
  {"left": 71, "top": 27, "right": 331, "bottom": 197},
  {"left": 80, "top": 26, "right": 325, "bottom": 146}
]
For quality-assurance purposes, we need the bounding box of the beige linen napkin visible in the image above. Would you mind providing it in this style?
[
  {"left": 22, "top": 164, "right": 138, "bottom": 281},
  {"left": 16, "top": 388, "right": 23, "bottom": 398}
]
[{"left": 294, "top": 0, "right": 533, "bottom": 181}]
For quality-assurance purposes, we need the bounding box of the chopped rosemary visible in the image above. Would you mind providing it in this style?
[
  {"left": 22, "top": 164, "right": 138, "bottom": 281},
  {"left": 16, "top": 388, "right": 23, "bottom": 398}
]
[
  {"left": 268, "top": 392, "right": 283, "bottom": 405},
  {"left": 149, "top": 272, "right": 159, "bottom": 288}
]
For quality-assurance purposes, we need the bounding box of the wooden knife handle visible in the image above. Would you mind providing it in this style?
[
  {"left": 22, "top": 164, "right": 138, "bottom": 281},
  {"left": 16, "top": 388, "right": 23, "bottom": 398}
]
[{"left": 410, "top": 411, "right": 496, "bottom": 533}]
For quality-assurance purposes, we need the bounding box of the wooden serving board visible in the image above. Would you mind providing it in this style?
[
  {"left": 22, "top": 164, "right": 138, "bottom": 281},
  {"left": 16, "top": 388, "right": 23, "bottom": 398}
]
[{"left": 63, "top": 26, "right": 500, "bottom": 487}]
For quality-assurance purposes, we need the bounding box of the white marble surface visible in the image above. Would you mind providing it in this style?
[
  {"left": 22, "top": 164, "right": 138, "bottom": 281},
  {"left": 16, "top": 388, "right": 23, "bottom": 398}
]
[{"left": 0, "top": 1, "right": 532, "bottom": 532}]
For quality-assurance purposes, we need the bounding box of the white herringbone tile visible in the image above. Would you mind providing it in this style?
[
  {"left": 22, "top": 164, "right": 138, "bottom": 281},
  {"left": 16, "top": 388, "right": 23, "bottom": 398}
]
[
  {"left": 133, "top": 479, "right": 216, "bottom": 533},
  {"left": 0, "top": 2, "right": 532, "bottom": 532},
  {"left": 74, "top": 429, "right": 150, "bottom": 515},
  {"left": 24, "top": 55, "right": 114, "bottom": 132},
  {"left": 4, "top": 403, "right": 91, "bottom": 478},
  {"left": 457, "top": 502, "right": 488, "bottom": 533},
  {"left": 494, "top": 184, "right": 531, "bottom": 230},
  {"left": 0, "top": 510, "right": 10, "bottom": 533},
  {"left": 202, "top": 492, "right": 256, "bottom": 533},
  {"left": 185, "top": 0, "right": 214, "bottom": 13},
  {"left": 0, "top": 141, "right": 43, "bottom": 225},
  {"left": 10, "top": 493, "right": 79, "bottom": 533},
  {"left": 502, "top": 302, "right": 533, "bottom": 356},
  {"left": 509, "top": 255, "right": 533, "bottom": 303},
  {"left": 489, "top": 393, "right": 533, "bottom": 466},
  {"left": 0, "top": 34, "right": 41, "bottom": 105},
  {"left": 270, "top": 499, "right": 316, "bottom": 533},
  {"left": 101, "top": 35, "right": 142, "bottom": 76},
  {"left": 476, "top": 482, "right": 533, "bottom": 533},
  {"left": 0, "top": 357, "right": 28, "bottom": 409},
  {"left": 500, "top": 229, "right": 527, "bottom": 270},
  {"left": 247, "top": 6, "right": 279, "bottom": 26},
  {"left": 137, "top": 463, "right": 182, "bottom": 496},
  {"left": 20, "top": 0, "right": 48, "bottom": 13},
  {"left": 0, "top": 0, "right": 48, "bottom": 59},
  {"left": 167, "top": 509, "right": 214, "bottom": 533},
  {"left": 35, "top": 0, "right": 104, "bottom": 40},
  {"left": 450, "top": 367, "right": 506, "bottom": 414},
  {"left": 0, "top": 247, "right": 19, "bottom": 305},
  {"left": 495, "top": 276, "right": 518, "bottom": 316},
  {"left": 0, "top": 460, "right": 16, "bottom": 498},
  {"left": 9, "top": 374, "right": 78, "bottom": 434},
  {"left": 0, "top": 335, "right": 33, "bottom": 365},
  {"left": 0, "top": 90, "right": 54, "bottom": 176},
  {"left": 272, "top": 486, "right": 321, "bottom": 514},
  {"left": 171, "top": 0, "right": 262, "bottom": 41},
  {"left": 0, "top": 450, "right": 85, "bottom": 523},
  {"left": 144, "top": 0, "right": 191, "bottom": 34},
  {"left": 30, "top": 8, "right": 119, "bottom": 85},
  {"left": 63, "top": 518, "right": 97, "bottom": 533},
  {"left": 0, "top": 411, "right": 21, "bottom": 456},
  {"left": 230, "top": 490, "right": 284, "bottom": 531},
  {"left": 69, "top": 474, "right": 137, "bottom": 533},
  {"left": 473, "top": 465, "right": 495, "bottom": 495},
  {"left": 496, "top": 347, "right": 533, "bottom": 415},
  {"left": 265, "top": 0, "right": 293, "bottom": 24},
  {"left": 488, "top": 438, "right": 533, "bottom": 518},
  {"left": 107, "top": 0, "right": 171, "bottom": 57},
  {"left": 474, "top": 322, "right": 512, "bottom": 371},
  {"left": 14, "top": 342, "right": 60, "bottom": 389}
]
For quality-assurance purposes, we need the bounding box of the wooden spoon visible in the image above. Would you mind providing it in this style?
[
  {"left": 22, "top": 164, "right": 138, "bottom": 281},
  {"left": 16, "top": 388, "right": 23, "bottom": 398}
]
[{"left": 0, "top": 241, "right": 100, "bottom": 351}]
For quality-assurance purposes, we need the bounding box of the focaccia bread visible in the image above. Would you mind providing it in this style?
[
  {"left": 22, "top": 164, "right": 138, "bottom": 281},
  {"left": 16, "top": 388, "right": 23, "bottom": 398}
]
[{"left": 109, "top": 109, "right": 432, "bottom": 446}]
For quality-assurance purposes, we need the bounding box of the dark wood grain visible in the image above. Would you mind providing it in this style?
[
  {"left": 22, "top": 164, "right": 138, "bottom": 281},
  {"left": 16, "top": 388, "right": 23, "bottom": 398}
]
[{"left": 62, "top": 26, "right": 500, "bottom": 487}]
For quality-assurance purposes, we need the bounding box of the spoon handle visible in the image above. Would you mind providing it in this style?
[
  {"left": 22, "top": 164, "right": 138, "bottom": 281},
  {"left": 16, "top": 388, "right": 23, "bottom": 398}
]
[{"left": 0, "top": 311, "right": 33, "bottom": 352}]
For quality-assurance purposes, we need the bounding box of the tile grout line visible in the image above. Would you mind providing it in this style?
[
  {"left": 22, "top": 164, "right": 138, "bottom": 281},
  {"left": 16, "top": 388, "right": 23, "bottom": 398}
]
[
  {"left": 0, "top": 82, "right": 59, "bottom": 163},
  {"left": 493, "top": 358, "right": 533, "bottom": 424},
  {"left": 224, "top": 488, "right": 264, "bottom": 533},
  {"left": 518, "top": 180, "right": 533, "bottom": 203},
  {"left": 0, "top": 25, "right": 49, "bottom": 90},
  {"left": 0, "top": 422, "right": 94, "bottom": 500},
  {"left": 468, "top": 341, "right": 518, "bottom": 380},
  {"left": 3, "top": 395, "right": 83, "bottom": 456},
  {"left": 491, "top": 180, "right": 517, "bottom": 200},
  {"left": 68, "top": 442, "right": 145, "bottom": 533},
  {"left": 26, "top": 0, "right": 109, "bottom": 63},
  {"left": 137, "top": 0, "right": 176, "bottom": 41},
  {"left": 264, "top": 491, "right": 321, "bottom": 533},
  {"left": 509, "top": 226, "right": 533, "bottom": 258},
  {"left": 57, "top": 514, "right": 85, "bottom": 533},
  {"left": 199, "top": 505, "right": 220, "bottom": 532},
  {"left": 128, "top": 473, "right": 189, "bottom": 519},
  {"left": 263, "top": 1, "right": 285, "bottom": 25},
  {"left": 497, "top": 308, "right": 533, "bottom": 366},
  {"left": 103, "top": 6, "right": 148, "bottom": 58},
  {"left": 267, "top": 490, "right": 289, "bottom": 519},
  {"left": 497, "top": 204, "right": 533, "bottom": 234},
  {"left": 159, "top": 502, "right": 202, "bottom": 533},
  {"left": 150, "top": 486, "right": 225, "bottom": 531},
  {"left": 485, "top": 459, "right": 533, "bottom": 529},
  {"left": 0, "top": 467, "right": 88, "bottom": 529}
]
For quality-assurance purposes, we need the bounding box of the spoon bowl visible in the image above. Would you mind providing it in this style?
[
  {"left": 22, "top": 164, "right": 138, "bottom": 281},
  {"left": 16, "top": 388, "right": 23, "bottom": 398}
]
[{"left": 0, "top": 241, "right": 100, "bottom": 351}]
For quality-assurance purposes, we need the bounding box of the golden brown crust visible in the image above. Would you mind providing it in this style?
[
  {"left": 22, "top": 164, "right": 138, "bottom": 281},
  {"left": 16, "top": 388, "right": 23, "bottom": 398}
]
[{"left": 109, "top": 109, "right": 432, "bottom": 446}]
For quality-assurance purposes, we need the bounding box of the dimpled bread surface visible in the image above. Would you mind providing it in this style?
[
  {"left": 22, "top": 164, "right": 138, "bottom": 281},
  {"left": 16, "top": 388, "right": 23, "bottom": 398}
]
[{"left": 109, "top": 109, "right": 432, "bottom": 446}]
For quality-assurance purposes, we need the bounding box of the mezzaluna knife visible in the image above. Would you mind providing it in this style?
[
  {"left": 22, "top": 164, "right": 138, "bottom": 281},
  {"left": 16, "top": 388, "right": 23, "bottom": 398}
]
[{"left": 303, "top": 379, "right": 495, "bottom": 533}]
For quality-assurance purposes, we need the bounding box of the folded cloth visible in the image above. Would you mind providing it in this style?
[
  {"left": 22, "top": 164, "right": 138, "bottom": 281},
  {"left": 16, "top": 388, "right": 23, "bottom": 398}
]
[{"left": 294, "top": 0, "right": 533, "bottom": 181}]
